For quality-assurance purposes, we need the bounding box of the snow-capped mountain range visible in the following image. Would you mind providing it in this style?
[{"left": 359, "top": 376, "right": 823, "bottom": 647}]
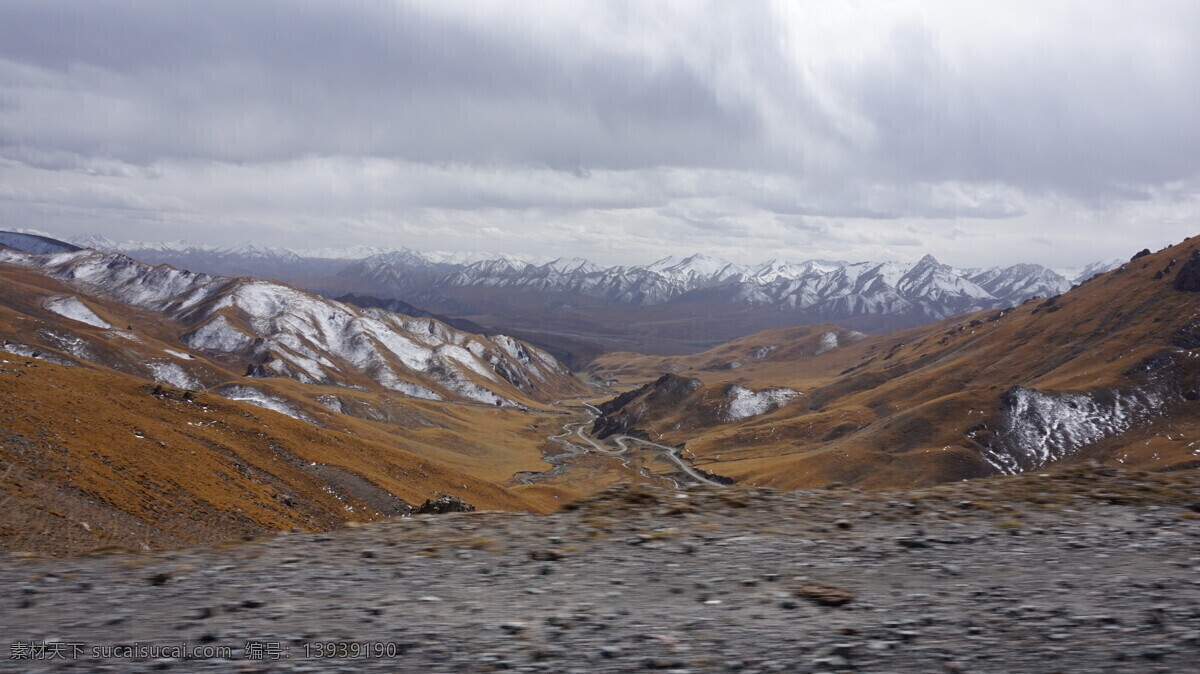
[
  {"left": 57, "top": 233, "right": 1124, "bottom": 324},
  {"left": 341, "top": 250, "right": 1124, "bottom": 322}
]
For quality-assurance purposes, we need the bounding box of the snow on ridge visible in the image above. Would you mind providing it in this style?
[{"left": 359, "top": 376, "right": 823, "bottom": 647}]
[
  {"left": 723, "top": 385, "right": 800, "bottom": 422},
  {"left": 280, "top": 348, "right": 332, "bottom": 382},
  {"left": 983, "top": 386, "right": 1166, "bottom": 474},
  {"left": 314, "top": 394, "right": 348, "bottom": 414},
  {"left": 16, "top": 249, "right": 233, "bottom": 315},
  {"left": 530, "top": 343, "right": 570, "bottom": 374},
  {"left": 39, "top": 236, "right": 1126, "bottom": 316},
  {"left": 43, "top": 296, "right": 111, "bottom": 329},
  {"left": 1054, "top": 258, "right": 1124, "bottom": 285},
  {"left": 215, "top": 281, "right": 539, "bottom": 397},
  {"left": 442, "top": 375, "right": 518, "bottom": 407},
  {"left": 493, "top": 335, "right": 530, "bottom": 364}
]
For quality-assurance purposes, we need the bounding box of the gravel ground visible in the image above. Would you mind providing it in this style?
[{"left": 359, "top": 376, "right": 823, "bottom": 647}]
[{"left": 3, "top": 467, "right": 1200, "bottom": 673}]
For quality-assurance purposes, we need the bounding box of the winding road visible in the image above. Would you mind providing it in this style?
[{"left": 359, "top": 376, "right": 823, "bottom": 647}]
[
  {"left": 509, "top": 419, "right": 588, "bottom": 486},
  {"left": 512, "top": 395, "right": 725, "bottom": 489}
]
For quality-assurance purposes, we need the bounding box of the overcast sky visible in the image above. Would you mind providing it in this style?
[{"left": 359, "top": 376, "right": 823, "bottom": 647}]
[{"left": 1, "top": 1, "right": 1198, "bottom": 267}]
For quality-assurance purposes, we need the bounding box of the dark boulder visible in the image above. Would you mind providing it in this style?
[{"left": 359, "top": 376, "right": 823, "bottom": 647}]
[{"left": 415, "top": 494, "right": 475, "bottom": 515}]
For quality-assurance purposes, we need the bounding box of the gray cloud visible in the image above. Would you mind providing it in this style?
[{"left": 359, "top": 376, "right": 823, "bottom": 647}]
[
  {"left": 0, "top": 0, "right": 768, "bottom": 170},
  {"left": 0, "top": 1, "right": 1197, "bottom": 267},
  {"left": 847, "top": 13, "right": 1200, "bottom": 198}
]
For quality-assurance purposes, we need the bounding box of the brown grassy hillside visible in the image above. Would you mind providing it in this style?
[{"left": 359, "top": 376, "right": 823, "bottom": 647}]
[{"left": 0, "top": 354, "right": 553, "bottom": 556}]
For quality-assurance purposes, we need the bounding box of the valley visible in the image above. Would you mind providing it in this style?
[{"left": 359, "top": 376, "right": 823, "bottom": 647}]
[{"left": 2, "top": 230, "right": 1198, "bottom": 560}]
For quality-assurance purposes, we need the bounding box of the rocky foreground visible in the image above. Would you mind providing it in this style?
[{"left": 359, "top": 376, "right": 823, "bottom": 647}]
[{"left": 3, "top": 465, "right": 1200, "bottom": 673}]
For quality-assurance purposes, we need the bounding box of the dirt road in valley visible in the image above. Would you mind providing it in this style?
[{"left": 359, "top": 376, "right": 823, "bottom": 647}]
[
  {"left": 515, "top": 397, "right": 723, "bottom": 489},
  {"left": 612, "top": 434, "right": 726, "bottom": 488}
]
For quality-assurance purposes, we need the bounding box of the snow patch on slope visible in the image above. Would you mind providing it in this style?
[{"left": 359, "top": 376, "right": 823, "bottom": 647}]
[
  {"left": 983, "top": 386, "right": 1166, "bottom": 474},
  {"left": 1, "top": 342, "right": 75, "bottom": 365},
  {"left": 723, "top": 386, "right": 800, "bottom": 422},
  {"left": 752, "top": 345, "right": 778, "bottom": 360},
  {"left": 182, "top": 315, "right": 254, "bottom": 353},
  {"left": 815, "top": 331, "right": 839, "bottom": 355},
  {"left": 216, "top": 385, "right": 314, "bottom": 423},
  {"left": 39, "top": 330, "right": 94, "bottom": 361},
  {"left": 384, "top": 377, "right": 444, "bottom": 401},
  {"left": 147, "top": 361, "right": 201, "bottom": 390},
  {"left": 43, "top": 296, "right": 111, "bottom": 329},
  {"left": 275, "top": 349, "right": 330, "bottom": 383}
]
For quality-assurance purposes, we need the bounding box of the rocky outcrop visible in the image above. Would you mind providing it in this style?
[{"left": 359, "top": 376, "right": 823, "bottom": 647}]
[
  {"left": 1173, "top": 251, "right": 1200, "bottom": 292},
  {"left": 591, "top": 374, "right": 702, "bottom": 439}
]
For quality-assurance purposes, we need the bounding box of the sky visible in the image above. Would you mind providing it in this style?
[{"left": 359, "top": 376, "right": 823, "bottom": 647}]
[{"left": 1, "top": 1, "right": 1198, "bottom": 268}]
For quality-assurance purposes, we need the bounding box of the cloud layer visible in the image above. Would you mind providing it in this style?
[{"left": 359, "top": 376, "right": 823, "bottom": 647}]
[{"left": 1, "top": 1, "right": 1197, "bottom": 266}]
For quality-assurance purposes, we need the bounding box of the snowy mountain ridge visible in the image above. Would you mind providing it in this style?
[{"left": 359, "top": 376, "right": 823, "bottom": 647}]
[{"left": 57, "top": 233, "right": 1125, "bottom": 322}]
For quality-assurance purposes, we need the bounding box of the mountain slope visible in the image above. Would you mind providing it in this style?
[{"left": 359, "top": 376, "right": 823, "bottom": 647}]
[
  {"left": 0, "top": 247, "right": 584, "bottom": 407},
  {"left": 0, "top": 243, "right": 596, "bottom": 554},
  {"left": 588, "top": 238, "right": 1200, "bottom": 489}
]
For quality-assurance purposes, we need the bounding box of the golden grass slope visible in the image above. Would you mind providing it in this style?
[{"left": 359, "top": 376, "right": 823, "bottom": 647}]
[{"left": 0, "top": 354, "right": 549, "bottom": 556}]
